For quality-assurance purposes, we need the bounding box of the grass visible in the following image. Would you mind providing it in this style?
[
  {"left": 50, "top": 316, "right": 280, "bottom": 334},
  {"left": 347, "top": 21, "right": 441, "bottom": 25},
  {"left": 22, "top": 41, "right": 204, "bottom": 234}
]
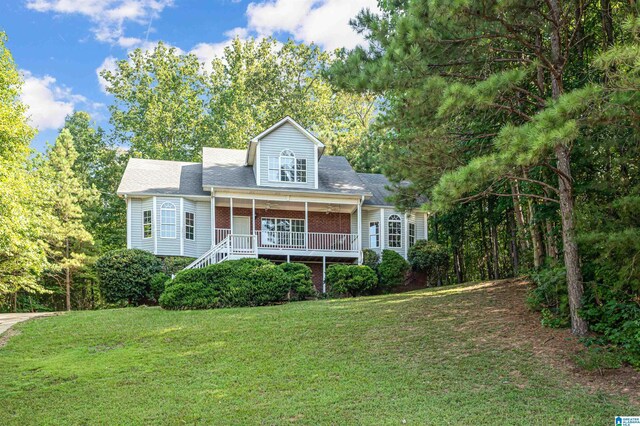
[{"left": 0, "top": 281, "right": 637, "bottom": 425}]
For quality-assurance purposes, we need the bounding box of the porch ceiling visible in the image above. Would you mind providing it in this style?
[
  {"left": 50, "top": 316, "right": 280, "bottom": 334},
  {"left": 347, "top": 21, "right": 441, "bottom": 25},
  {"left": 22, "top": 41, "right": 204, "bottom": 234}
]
[{"left": 215, "top": 198, "right": 357, "bottom": 214}]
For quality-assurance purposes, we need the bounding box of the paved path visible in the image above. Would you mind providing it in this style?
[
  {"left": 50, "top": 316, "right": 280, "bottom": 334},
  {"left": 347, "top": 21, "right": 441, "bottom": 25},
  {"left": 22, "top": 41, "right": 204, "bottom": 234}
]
[{"left": 0, "top": 312, "right": 61, "bottom": 336}]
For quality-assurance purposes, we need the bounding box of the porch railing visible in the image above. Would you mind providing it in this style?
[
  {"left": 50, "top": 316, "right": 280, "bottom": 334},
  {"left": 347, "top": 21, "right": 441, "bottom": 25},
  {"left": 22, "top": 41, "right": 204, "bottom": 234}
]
[{"left": 214, "top": 228, "right": 359, "bottom": 252}]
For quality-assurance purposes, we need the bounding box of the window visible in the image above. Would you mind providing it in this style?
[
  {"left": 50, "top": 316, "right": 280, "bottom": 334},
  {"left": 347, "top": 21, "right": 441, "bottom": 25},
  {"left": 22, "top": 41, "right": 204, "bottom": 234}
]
[
  {"left": 261, "top": 217, "right": 305, "bottom": 246},
  {"left": 143, "top": 210, "right": 152, "bottom": 239},
  {"left": 369, "top": 221, "right": 380, "bottom": 248},
  {"left": 160, "top": 202, "right": 176, "bottom": 238},
  {"left": 268, "top": 150, "right": 307, "bottom": 183},
  {"left": 409, "top": 222, "right": 416, "bottom": 247},
  {"left": 388, "top": 214, "right": 402, "bottom": 248},
  {"left": 185, "top": 212, "right": 195, "bottom": 240}
]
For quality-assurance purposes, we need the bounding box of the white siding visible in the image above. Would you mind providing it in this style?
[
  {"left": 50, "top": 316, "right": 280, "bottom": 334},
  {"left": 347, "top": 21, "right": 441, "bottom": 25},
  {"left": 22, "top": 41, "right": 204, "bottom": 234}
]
[
  {"left": 195, "top": 200, "right": 212, "bottom": 256},
  {"left": 257, "top": 122, "right": 317, "bottom": 189}
]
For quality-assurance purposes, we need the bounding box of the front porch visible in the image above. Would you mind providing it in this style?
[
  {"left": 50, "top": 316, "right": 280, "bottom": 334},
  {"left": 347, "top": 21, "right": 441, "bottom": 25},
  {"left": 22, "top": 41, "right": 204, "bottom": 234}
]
[{"left": 211, "top": 195, "right": 363, "bottom": 258}]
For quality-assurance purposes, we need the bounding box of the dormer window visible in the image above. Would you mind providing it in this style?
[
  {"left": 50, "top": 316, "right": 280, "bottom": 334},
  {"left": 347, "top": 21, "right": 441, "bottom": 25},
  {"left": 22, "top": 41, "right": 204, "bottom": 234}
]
[{"left": 268, "top": 149, "right": 307, "bottom": 183}]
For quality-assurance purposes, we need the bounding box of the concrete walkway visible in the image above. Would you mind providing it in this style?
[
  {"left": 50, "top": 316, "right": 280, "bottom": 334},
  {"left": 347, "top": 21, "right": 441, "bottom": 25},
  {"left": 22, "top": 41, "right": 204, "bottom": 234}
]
[{"left": 0, "top": 312, "right": 61, "bottom": 336}]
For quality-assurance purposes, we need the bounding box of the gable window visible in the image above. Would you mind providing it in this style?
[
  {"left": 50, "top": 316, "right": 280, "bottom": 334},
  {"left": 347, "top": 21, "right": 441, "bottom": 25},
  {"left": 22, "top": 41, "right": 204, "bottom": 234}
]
[
  {"left": 369, "top": 221, "right": 380, "bottom": 248},
  {"left": 388, "top": 214, "right": 402, "bottom": 248},
  {"left": 185, "top": 212, "right": 195, "bottom": 240},
  {"left": 268, "top": 150, "right": 307, "bottom": 183},
  {"left": 160, "top": 202, "right": 176, "bottom": 238},
  {"left": 261, "top": 218, "right": 305, "bottom": 246},
  {"left": 409, "top": 222, "right": 416, "bottom": 247},
  {"left": 143, "top": 210, "right": 152, "bottom": 239}
]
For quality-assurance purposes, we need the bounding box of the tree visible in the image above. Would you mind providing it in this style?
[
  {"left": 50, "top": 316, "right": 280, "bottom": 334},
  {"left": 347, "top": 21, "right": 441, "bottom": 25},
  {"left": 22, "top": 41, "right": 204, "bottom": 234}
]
[
  {"left": 0, "top": 32, "right": 49, "bottom": 307},
  {"left": 41, "top": 129, "right": 97, "bottom": 311},
  {"left": 331, "top": 0, "right": 636, "bottom": 335}
]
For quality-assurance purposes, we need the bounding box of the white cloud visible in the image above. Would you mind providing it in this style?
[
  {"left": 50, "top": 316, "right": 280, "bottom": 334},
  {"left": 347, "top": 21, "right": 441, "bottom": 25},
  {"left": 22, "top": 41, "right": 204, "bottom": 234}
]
[
  {"left": 20, "top": 70, "right": 83, "bottom": 130},
  {"left": 25, "top": 0, "right": 174, "bottom": 47},
  {"left": 96, "top": 56, "right": 119, "bottom": 93},
  {"left": 245, "top": 0, "right": 378, "bottom": 50}
]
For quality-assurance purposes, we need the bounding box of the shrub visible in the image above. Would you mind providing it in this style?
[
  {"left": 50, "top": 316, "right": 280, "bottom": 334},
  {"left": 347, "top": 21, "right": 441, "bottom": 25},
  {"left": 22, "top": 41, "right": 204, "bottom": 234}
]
[
  {"left": 377, "top": 250, "right": 409, "bottom": 291},
  {"left": 326, "top": 264, "right": 378, "bottom": 297},
  {"left": 362, "top": 249, "right": 380, "bottom": 270},
  {"left": 408, "top": 240, "right": 449, "bottom": 285},
  {"left": 526, "top": 266, "right": 569, "bottom": 326},
  {"left": 279, "top": 263, "right": 316, "bottom": 300},
  {"left": 161, "top": 256, "right": 196, "bottom": 276},
  {"left": 160, "top": 258, "right": 290, "bottom": 309},
  {"left": 150, "top": 272, "right": 170, "bottom": 303},
  {"left": 95, "top": 249, "right": 162, "bottom": 306}
]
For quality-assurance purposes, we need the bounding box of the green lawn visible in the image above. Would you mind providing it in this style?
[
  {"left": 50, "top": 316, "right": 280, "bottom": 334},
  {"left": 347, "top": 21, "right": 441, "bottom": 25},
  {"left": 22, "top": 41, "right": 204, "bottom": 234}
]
[{"left": 0, "top": 281, "right": 636, "bottom": 425}]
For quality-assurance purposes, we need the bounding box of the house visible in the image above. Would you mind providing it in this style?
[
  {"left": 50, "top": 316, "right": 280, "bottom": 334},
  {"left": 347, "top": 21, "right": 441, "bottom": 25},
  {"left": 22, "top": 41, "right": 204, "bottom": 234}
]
[{"left": 117, "top": 117, "right": 429, "bottom": 291}]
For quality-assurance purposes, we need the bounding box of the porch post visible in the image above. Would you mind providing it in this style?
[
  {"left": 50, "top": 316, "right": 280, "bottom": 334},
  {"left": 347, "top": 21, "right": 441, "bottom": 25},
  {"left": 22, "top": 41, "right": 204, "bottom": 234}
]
[
  {"left": 252, "top": 198, "right": 256, "bottom": 234},
  {"left": 211, "top": 193, "right": 216, "bottom": 247},
  {"left": 230, "top": 197, "right": 234, "bottom": 234},
  {"left": 357, "top": 199, "right": 362, "bottom": 263},
  {"left": 322, "top": 256, "right": 326, "bottom": 294},
  {"left": 152, "top": 196, "right": 158, "bottom": 255},
  {"left": 380, "top": 208, "right": 385, "bottom": 250},
  {"left": 180, "top": 198, "right": 184, "bottom": 256},
  {"left": 304, "top": 201, "right": 308, "bottom": 249},
  {"left": 424, "top": 213, "right": 429, "bottom": 241}
]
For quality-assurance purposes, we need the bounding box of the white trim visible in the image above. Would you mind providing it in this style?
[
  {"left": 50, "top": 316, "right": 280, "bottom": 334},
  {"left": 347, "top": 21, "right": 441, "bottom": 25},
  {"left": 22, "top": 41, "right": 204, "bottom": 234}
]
[
  {"left": 252, "top": 198, "right": 256, "bottom": 235},
  {"left": 211, "top": 194, "right": 216, "bottom": 248},
  {"left": 230, "top": 197, "right": 234, "bottom": 233},
  {"left": 126, "top": 197, "right": 131, "bottom": 248},
  {"left": 380, "top": 208, "right": 385, "bottom": 250},
  {"left": 117, "top": 192, "right": 210, "bottom": 200},
  {"left": 152, "top": 196, "right": 158, "bottom": 254},
  {"left": 267, "top": 149, "right": 307, "bottom": 183},
  {"left": 180, "top": 198, "right": 184, "bottom": 255},
  {"left": 253, "top": 116, "right": 325, "bottom": 149},
  {"left": 404, "top": 213, "right": 408, "bottom": 258},
  {"left": 313, "top": 144, "right": 318, "bottom": 189},
  {"left": 205, "top": 190, "right": 363, "bottom": 204},
  {"left": 388, "top": 213, "right": 402, "bottom": 249},
  {"left": 304, "top": 201, "right": 308, "bottom": 249},
  {"left": 255, "top": 143, "right": 261, "bottom": 185},
  {"left": 369, "top": 220, "right": 380, "bottom": 249},
  {"left": 424, "top": 213, "right": 428, "bottom": 240},
  {"left": 357, "top": 198, "right": 362, "bottom": 263},
  {"left": 159, "top": 202, "right": 177, "bottom": 239}
]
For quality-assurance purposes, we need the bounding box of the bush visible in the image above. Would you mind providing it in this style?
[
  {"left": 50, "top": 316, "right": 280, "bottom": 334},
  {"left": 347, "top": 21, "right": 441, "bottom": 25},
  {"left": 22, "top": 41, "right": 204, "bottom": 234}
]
[
  {"left": 408, "top": 240, "right": 449, "bottom": 285},
  {"left": 160, "top": 258, "right": 291, "bottom": 309},
  {"left": 150, "top": 272, "right": 170, "bottom": 303},
  {"left": 362, "top": 249, "right": 380, "bottom": 270},
  {"left": 95, "top": 249, "right": 163, "bottom": 306},
  {"left": 526, "top": 266, "right": 569, "bottom": 327},
  {"left": 279, "top": 263, "right": 316, "bottom": 300},
  {"left": 161, "top": 256, "right": 196, "bottom": 276},
  {"left": 325, "top": 264, "right": 378, "bottom": 297},
  {"left": 377, "top": 250, "right": 409, "bottom": 291}
]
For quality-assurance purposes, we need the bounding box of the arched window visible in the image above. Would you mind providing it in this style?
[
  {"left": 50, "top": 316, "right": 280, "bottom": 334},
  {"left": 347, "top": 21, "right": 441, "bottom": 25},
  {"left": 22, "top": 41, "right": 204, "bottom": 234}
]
[
  {"left": 160, "top": 202, "right": 176, "bottom": 238},
  {"left": 388, "top": 214, "right": 402, "bottom": 248},
  {"left": 268, "top": 149, "right": 307, "bottom": 183}
]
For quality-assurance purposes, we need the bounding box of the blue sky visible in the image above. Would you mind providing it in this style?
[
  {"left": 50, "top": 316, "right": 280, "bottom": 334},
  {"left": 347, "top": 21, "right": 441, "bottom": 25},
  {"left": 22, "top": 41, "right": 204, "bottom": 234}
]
[{"left": 0, "top": 0, "right": 377, "bottom": 151}]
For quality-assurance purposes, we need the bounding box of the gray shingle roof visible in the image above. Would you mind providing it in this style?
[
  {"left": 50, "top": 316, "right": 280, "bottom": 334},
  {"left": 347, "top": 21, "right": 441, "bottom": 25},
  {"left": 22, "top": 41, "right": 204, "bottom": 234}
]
[
  {"left": 117, "top": 158, "right": 209, "bottom": 197},
  {"left": 202, "top": 147, "right": 370, "bottom": 196},
  {"left": 357, "top": 173, "right": 395, "bottom": 206}
]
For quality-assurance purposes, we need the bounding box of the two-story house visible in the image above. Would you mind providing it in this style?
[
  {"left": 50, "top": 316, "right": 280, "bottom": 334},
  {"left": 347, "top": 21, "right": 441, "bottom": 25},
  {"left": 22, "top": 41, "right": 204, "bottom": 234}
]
[{"left": 117, "top": 117, "right": 429, "bottom": 291}]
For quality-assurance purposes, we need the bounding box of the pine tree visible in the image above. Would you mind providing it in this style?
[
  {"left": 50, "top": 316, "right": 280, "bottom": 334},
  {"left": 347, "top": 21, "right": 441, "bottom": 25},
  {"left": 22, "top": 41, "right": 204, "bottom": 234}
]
[{"left": 42, "top": 129, "right": 97, "bottom": 311}]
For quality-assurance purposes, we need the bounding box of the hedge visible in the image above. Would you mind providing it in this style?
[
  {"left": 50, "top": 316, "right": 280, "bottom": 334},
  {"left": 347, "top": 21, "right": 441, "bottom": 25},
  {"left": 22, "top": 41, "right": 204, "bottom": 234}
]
[
  {"left": 325, "top": 264, "right": 378, "bottom": 297},
  {"left": 95, "top": 249, "right": 163, "bottom": 306},
  {"left": 407, "top": 240, "right": 450, "bottom": 285},
  {"left": 377, "top": 250, "right": 410, "bottom": 291},
  {"left": 160, "top": 259, "right": 314, "bottom": 309}
]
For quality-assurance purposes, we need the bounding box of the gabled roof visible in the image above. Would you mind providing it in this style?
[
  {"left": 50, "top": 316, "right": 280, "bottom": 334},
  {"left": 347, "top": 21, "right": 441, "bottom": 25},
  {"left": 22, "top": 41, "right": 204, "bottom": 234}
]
[
  {"left": 117, "top": 158, "right": 209, "bottom": 197},
  {"left": 357, "top": 173, "right": 395, "bottom": 206},
  {"left": 246, "top": 116, "right": 325, "bottom": 166},
  {"left": 203, "top": 147, "right": 369, "bottom": 196}
]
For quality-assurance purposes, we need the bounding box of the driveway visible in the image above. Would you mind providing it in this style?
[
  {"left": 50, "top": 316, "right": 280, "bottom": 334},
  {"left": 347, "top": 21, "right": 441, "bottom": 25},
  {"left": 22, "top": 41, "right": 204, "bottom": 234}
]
[{"left": 0, "top": 312, "right": 61, "bottom": 336}]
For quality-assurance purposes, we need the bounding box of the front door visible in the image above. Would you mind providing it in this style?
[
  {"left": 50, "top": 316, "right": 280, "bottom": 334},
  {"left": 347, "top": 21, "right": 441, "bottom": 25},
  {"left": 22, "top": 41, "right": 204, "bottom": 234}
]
[{"left": 232, "top": 216, "right": 251, "bottom": 235}]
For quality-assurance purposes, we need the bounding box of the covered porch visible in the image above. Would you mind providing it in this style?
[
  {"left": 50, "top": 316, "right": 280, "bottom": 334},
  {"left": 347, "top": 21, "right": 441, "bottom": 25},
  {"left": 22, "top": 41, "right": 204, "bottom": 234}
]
[{"left": 210, "top": 194, "right": 363, "bottom": 258}]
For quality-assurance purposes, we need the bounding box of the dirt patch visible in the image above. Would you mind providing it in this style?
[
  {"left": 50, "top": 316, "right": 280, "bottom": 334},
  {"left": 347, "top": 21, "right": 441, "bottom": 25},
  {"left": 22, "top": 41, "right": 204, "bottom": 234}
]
[
  {"left": 476, "top": 279, "right": 640, "bottom": 404},
  {"left": 0, "top": 328, "right": 21, "bottom": 348}
]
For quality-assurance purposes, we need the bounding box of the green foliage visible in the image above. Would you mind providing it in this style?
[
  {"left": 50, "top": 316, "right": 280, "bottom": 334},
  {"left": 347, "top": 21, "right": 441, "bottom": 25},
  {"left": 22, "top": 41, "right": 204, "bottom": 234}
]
[
  {"left": 408, "top": 240, "right": 449, "bottom": 284},
  {"left": 572, "top": 346, "right": 624, "bottom": 372},
  {"left": 150, "top": 272, "right": 170, "bottom": 303},
  {"left": 377, "top": 250, "right": 409, "bottom": 291},
  {"left": 278, "top": 263, "right": 316, "bottom": 300},
  {"left": 160, "top": 258, "right": 290, "bottom": 309},
  {"left": 526, "top": 266, "right": 569, "bottom": 326},
  {"left": 362, "top": 249, "right": 380, "bottom": 270},
  {"left": 160, "top": 256, "right": 196, "bottom": 276},
  {"left": 325, "top": 264, "right": 378, "bottom": 297},
  {"left": 95, "top": 249, "right": 163, "bottom": 306}
]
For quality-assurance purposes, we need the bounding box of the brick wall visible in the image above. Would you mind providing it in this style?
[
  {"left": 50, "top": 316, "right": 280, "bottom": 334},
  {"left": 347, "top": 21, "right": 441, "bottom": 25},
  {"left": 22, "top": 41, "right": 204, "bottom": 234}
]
[{"left": 215, "top": 207, "right": 352, "bottom": 234}]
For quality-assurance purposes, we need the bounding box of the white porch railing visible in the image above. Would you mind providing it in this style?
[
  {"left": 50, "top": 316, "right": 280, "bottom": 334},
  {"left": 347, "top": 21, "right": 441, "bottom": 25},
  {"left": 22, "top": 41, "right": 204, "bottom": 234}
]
[
  {"left": 257, "top": 231, "right": 358, "bottom": 252},
  {"left": 185, "top": 233, "right": 257, "bottom": 271},
  {"left": 215, "top": 228, "right": 231, "bottom": 244},
  {"left": 229, "top": 234, "right": 258, "bottom": 257}
]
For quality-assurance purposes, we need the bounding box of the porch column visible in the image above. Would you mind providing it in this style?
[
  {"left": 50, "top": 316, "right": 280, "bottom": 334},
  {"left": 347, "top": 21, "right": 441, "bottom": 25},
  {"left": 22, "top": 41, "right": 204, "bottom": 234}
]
[
  {"left": 252, "top": 198, "right": 256, "bottom": 234},
  {"left": 322, "top": 256, "right": 326, "bottom": 293},
  {"left": 180, "top": 198, "right": 184, "bottom": 256},
  {"left": 424, "top": 213, "right": 429, "bottom": 241},
  {"left": 230, "top": 197, "right": 234, "bottom": 233},
  {"left": 304, "top": 201, "right": 308, "bottom": 249},
  {"left": 211, "top": 194, "right": 216, "bottom": 247},
  {"left": 380, "top": 208, "right": 385, "bottom": 250},
  {"left": 357, "top": 199, "right": 362, "bottom": 263},
  {"left": 152, "top": 196, "right": 158, "bottom": 255}
]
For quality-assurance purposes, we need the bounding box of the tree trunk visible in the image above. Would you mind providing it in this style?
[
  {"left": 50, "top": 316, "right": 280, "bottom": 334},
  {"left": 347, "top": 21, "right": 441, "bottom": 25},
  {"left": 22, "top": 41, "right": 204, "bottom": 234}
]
[
  {"left": 527, "top": 201, "right": 545, "bottom": 268},
  {"left": 12, "top": 292, "right": 18, "bottom": 313},
  {"left": 545, "top": 220, "right": 558, "bottom": 262},
  {"left": 479, "top": 200, "right": 492, "bottom": 279},
  {"left": 507, "top": 208, "right": 519, "bottom": 276},
  {"left": 548, "top": 0, "right": 588, "bottom": 336},
  {"left": 510, "top": 180, "right": 529, "bottom": 251},
  {"left": 65, "top": 238, "right": 71, "bottom": 312}
]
